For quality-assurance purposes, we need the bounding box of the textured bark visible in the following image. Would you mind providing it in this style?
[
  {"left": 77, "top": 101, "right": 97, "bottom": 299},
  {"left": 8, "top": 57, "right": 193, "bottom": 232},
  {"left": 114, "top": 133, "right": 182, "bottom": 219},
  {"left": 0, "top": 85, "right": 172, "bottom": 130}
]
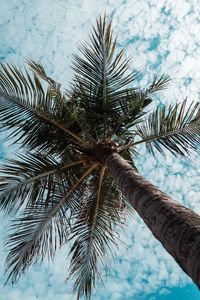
[{"left": 106, "top": 151, "right": 200, "bottom": 287}]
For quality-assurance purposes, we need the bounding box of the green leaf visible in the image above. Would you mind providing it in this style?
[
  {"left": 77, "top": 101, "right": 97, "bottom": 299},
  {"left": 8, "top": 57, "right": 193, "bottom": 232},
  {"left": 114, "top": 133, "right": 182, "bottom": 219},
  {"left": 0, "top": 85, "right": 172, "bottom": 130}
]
[
  {"left": 145, "top": 74, "right": 171, "bottom": 95},
  {"left": 0, "top": 153, "right": 82, "bottom": 213},
  {"left": 5, "top": 202, "right": 70, "bottom": 284},
  {"left": 135, "top": 99, "right": 200, "bottom": 157},
  {"left": 71, "top": 14, "right": 140, "bottom": 139},
  {"left": 27, "top": 59, "right": 57, "bottom": 85},
  {"left": 0, "top": 64, "right": 87, "bottom": 154},
  {"left": 68, "top": 168, "right": 127, "bottom": 300},
  {"left": 4, "top": 164, "right": 98, "bottom": 284}
]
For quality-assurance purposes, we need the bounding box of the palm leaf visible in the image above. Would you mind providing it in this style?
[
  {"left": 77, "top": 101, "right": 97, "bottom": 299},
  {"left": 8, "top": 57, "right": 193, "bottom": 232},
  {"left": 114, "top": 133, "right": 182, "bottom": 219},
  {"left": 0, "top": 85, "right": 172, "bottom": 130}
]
[
  {"left": 68, "top": 168, "right": 127, "bottom": 300},
  {"left": 27, "top": 59, "right": 57, "bottom": 85},
  {"left": 134, "top": 99, "right": 200, "bottom": 157},
  {"left": 71, "top": 14, "right": 140, "bottom": 139},
  {"left": 0, "top": 152, "right": 82, "bottom": 213},
  {"left": 0, "top": 63, "right": 87, "bottom": 153},
  {"left": 4, "top": 163, "right": 98, "bottom": 284},
  {"left": 145, "top": 74, "right": 171, "bottom": 95},
  {"left": 5, "top": 202, "right": 70, "bottom": 284}
]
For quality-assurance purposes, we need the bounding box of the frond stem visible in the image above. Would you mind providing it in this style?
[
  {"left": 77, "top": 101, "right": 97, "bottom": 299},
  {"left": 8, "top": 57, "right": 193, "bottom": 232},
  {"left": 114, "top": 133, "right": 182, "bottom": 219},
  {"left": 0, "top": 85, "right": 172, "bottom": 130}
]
[
  {"left": 38, "top": 112, "right": 89, "bottom": 147},
  {"left": 90, "top": 166, "right": 106, "bottom": 240},
  {"left": 48, "top": 163, "right": 99, "bottom": 220},
  {"left": 0, "top": 161, "right": 83, "bottom": 195}
]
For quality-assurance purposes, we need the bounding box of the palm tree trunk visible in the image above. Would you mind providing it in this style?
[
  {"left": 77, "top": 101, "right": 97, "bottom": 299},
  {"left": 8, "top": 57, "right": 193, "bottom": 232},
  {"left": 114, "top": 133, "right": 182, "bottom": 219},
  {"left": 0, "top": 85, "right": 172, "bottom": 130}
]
[{"left": 106, "top": 151, "right": 200, "bottom": 287}]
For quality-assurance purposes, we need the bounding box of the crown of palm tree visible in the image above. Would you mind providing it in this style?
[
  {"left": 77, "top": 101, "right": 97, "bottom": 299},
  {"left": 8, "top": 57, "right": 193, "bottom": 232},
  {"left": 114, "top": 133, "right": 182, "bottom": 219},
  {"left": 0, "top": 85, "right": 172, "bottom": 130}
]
[{"left": 0, "top": 14, "right": 200, "bottom": 300}]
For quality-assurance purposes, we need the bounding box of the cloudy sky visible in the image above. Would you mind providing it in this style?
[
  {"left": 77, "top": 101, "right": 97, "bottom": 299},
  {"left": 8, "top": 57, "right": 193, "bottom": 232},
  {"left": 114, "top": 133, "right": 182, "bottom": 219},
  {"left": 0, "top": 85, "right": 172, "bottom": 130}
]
[{"left": 0, "top": 0, "right": 200, "bottom": 299}]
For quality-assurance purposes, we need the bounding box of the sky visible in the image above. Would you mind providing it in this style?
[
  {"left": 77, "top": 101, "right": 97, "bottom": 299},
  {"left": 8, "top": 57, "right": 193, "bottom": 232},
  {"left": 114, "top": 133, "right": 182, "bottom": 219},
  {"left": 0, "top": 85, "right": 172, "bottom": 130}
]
[{"left": 0, "top": 0, "right": 200, "bottom": 299}]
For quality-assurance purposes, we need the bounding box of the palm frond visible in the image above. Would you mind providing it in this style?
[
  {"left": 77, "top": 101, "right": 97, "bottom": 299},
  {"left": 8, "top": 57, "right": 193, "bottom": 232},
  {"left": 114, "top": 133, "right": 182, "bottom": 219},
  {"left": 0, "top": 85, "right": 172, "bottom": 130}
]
[
  {"left": 145, "top": 74, "right": 171, "bottom": 95},
  {"left": 0, "top": 63, "right": 88, "bottom": 153},
  {"left": 5, "top": 202, "right": 70, "bottom": 284},
  {"left": 71, "top": 14, "right": 141, "bottom": 139},
  {"left": 0, "top": 152, "right": 82, "bottom": 213},
  {"left": 4, "top": 163, "right": 98, "bottom": 284},
  {"left": 133, "top": 99, "right": 200, "bottom": 157},
  {"left": 68, "top": 168, "right": 126, "bottom": 300},
  {"left": 27, "top": 59, "right": 57, "bottom": 85}
]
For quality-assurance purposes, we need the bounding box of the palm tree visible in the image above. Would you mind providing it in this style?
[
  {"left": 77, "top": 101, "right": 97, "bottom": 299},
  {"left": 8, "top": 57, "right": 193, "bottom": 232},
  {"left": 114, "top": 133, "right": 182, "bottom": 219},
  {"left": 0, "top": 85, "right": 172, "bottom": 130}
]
[{"left": 0, "top": 14, "right": 200, "bottom": 300}]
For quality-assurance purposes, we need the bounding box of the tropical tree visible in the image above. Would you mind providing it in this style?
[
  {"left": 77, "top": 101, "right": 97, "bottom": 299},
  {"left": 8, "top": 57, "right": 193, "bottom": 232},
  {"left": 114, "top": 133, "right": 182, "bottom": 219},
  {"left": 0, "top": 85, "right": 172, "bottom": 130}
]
[{"left": 0, "top": 14, "right": 200, "bottom": 300}]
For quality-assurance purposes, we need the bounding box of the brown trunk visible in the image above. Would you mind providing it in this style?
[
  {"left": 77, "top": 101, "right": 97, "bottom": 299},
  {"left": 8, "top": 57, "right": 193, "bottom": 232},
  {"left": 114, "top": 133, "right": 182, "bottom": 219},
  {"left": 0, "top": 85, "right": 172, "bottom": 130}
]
[{"left": 106, "top": 151, "right": 200, "bottom": 287}]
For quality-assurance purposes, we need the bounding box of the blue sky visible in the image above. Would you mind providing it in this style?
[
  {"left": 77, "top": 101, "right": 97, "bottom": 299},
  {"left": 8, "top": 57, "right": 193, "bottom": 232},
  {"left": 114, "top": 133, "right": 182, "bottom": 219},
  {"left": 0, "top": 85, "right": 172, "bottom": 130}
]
[{"left": 0, "top": 0, "right": 200, "bottom": 299}]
